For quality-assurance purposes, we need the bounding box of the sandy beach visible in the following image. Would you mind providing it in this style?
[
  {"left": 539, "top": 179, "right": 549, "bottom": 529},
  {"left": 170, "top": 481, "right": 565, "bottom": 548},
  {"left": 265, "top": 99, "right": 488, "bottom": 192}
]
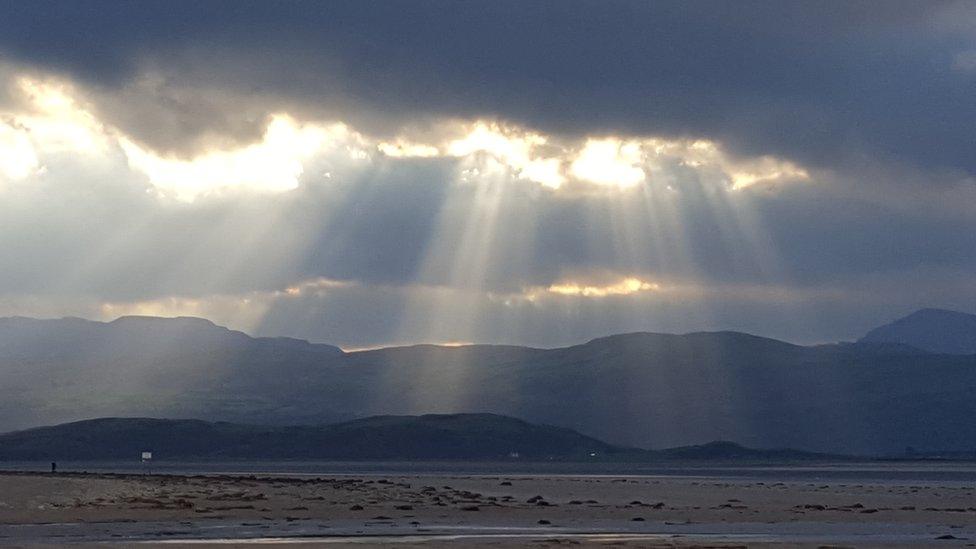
[{"left": 2, "top": 468, "right": 976, "bottom": 547}]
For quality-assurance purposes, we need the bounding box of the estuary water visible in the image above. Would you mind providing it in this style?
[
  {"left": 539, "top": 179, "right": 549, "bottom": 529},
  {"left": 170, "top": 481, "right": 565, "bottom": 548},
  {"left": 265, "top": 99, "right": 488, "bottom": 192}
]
[{"left": 5, "top": 459, "right": 976, "bottom": 484}]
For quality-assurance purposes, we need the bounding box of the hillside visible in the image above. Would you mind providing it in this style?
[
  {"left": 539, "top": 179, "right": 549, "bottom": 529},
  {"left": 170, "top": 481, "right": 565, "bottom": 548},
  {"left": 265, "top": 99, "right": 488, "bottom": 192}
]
[
  {"left": 0, "top": 415, "right": 842, "bottom": 462},
  {"left": 859, "top": 309, "right": 976, "bottom": 354},
  {"left": 0, "top": 414, "right": 625, "bottom": 461},
  {"left": 657, "top": 441, "right": 841, "bottom": 461},
  {"left": 0, "top": 316, "right": 975, "bottom": 456}
]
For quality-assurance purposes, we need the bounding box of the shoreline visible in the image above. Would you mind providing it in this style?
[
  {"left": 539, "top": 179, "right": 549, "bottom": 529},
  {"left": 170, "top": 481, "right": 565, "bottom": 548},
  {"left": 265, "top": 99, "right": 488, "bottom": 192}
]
[{"left": 2, "top": 467, "right": 976, "bottom": 547}]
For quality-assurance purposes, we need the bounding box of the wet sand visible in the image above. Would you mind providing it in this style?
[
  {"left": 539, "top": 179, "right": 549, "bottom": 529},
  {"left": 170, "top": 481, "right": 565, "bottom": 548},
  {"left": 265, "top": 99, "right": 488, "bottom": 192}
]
[{"left": 2, "top": 469, "right": 976, "bottom": 547}]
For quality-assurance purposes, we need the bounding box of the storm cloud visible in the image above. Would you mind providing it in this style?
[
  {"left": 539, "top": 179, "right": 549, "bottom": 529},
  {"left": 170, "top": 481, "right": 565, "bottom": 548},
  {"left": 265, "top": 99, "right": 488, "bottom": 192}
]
[
  {"left": 2, "top": 1, "right": 975, "bottom": 171},
  {"left": 0, "top": 1, "right": 973, "bottom": 348}
]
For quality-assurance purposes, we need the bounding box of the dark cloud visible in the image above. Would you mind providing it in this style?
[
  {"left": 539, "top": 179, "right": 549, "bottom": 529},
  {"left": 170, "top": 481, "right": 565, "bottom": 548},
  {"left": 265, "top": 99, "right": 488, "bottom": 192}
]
[
  {"left": 1, "top": 1, "right": 974, "bottom": 348},
  {"left": 1, "top": 1, "right": 974, "bottom": 176}
]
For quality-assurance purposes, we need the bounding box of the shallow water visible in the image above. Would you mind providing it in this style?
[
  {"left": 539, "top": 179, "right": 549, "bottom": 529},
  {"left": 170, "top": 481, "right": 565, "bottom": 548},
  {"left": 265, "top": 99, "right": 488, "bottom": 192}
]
[
  {"left": 2, "top": 518, "right": 972, "bottom": 545},
  {"left": 5, "top": 459, "right": 976, "bottom": 485}
]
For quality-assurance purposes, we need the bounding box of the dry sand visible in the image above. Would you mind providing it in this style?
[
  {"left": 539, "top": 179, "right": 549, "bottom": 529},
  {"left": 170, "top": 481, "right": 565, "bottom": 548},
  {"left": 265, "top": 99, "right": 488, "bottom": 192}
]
[{"left": 2, "top": 469, "right": 976, "bottom": 547}]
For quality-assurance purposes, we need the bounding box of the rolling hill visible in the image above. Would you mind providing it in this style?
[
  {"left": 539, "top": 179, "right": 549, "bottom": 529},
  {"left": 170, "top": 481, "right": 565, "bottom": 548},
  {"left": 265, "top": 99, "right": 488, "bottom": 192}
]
[
  {"left": 0, "top": 414, "right": 838, "bottom": 462},
  {"left": 0, "top": 414, "right": 625, "bottom": 461}
]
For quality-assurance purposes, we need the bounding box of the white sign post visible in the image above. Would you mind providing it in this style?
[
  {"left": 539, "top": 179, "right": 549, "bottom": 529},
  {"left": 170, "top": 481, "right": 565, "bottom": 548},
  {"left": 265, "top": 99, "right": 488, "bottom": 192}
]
[{"left": 141, "top": 451, "right": 153, "bottom": 475}]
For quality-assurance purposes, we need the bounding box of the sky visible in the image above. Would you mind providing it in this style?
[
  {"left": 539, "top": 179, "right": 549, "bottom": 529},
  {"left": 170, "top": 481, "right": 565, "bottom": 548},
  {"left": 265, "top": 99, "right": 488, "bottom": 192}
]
[{"left": 0, "top": 0, "right": 974, "bottom": 349}]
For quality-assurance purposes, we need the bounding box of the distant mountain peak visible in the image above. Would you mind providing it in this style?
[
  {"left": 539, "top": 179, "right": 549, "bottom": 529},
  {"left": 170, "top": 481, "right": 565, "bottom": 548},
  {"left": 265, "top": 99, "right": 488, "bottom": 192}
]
[
  {"left": 110, "top": 315, "right": 221, "bottom": 329},
  {"left": 860, "top": 308, "right": 976, "bottom": 355},
  {"left": 581, "top": 330, "right": 800, "bottom": 351},
  {"left": 903, "top": 308, "right": 973, "bottom": 320}
]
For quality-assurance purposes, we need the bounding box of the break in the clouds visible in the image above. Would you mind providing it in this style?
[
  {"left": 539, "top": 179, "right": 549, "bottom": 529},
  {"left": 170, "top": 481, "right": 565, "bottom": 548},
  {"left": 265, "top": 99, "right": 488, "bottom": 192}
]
[{"left": 0, "top": 1, "right": 974, "bottom": 349}]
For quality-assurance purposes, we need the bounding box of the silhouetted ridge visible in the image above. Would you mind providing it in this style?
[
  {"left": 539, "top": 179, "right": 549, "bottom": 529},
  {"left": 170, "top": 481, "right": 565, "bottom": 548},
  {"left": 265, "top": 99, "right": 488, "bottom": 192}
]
[
  {"left": 0, "top": 415, "right": 841, "bottom": 461},
  {"left": 584, "top": 331, "right": 801, "bottom": 350},
  {"left": 110, "top": 315, "right": 219, "bottom": 328},
  {"left": 658, "top": 440, "right": 839, "bottom": 460},
  {"left": 0, "top": 414, "right": 625, "bottom": 460},
  {"left": 860, "top": 308, "right": 976, "bottom": 354}
]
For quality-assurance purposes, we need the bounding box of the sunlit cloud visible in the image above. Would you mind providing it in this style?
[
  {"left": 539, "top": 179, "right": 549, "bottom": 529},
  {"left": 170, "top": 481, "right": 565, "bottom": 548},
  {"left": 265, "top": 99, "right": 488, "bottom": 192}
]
[
  {"left": 120, "top": 116, "right": 364, "bottom": 200},
  {"left": 447, "top": 122, "right": 543, "bottom": 160},
  {"left": 545, "top": 277, "right": 661, "bottom": 298},
  {"left": 643, "top": 138, "right": 811, "bottom": 190},
  {"left": 499, "top": 276, "right": 665, "bottom": 305},
  {"left": 447, "top": 122, "right": 565, "bottom": 188},
  {"left": 0, "top": 75, "right": 109, "bottom": 182},
  {"left": 13, "top": 76, "right": 110, "bottom": 155},
  {"left": 570, "top": 138, "right": 645, "bottom": 188},
  {"left": 377, "top": 140, "right": 440, "bottom": 158},
  {"left": 281, "top": 277, "right": 358, "bottom": 297},
  {"left": 727, "top": 157, "right": 810, "bottom": 190},
  {"left": 371, "top": 121, "right": 807, "bottom": 193},
  {"left": 1, "top": 73, "right": 377, "bottom": 200},
  {"left": 0, "top": 66, "right": 812, "bottom": 200},
  {"left": 0, "top": 121, "right": 39, "bottom": 181}
]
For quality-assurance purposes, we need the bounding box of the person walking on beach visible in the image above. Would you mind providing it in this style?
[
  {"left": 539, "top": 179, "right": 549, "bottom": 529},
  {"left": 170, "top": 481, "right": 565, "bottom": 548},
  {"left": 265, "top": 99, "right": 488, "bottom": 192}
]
[{"left": 50, "top": 461, "right": 56, "bottom": 473}]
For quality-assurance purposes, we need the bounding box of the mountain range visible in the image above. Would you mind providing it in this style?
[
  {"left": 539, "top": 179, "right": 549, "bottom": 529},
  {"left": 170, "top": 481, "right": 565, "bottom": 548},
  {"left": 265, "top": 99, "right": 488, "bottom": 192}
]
[{"left": 0, "top": 309, "right": 973, "bottom": 456}]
